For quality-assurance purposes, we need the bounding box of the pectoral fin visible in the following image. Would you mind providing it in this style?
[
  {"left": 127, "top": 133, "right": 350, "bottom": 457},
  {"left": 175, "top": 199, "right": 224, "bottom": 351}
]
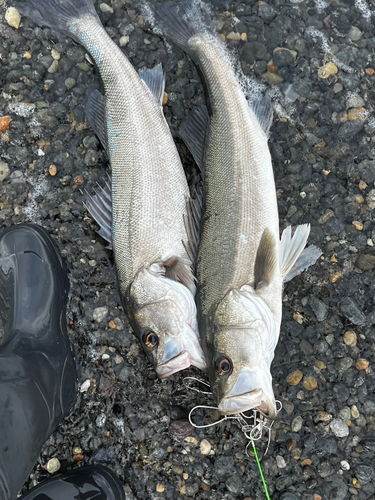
[
  {"left": 182, "top": 187, "right": 203, "bottom": 267},
  {"left": 138, "top": 63, "right": 165, "bottom": 107},
  {"left": 254, "top": 228, "right": 278, "bottom": 290},
  {"left": 280, "top": 224, "right": 321, "bottom": 281},
  {"left": 84, "top": 176, "right": 112, "bottom": 248},
  {"left": 163, "top": 256, "right": 196, "bottom": 295},
  {"left": 249, "top": 97, "right": 273, "bottom": 137},
  {"left": 85, "top": 90, "right": 108, "bottom": 150}
]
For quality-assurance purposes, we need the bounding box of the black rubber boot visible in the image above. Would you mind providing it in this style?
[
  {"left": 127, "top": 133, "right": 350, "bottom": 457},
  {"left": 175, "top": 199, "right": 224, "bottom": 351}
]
[
  {"left": 0, "top": 224, "right": 77, "bottom": 500},
  {"left": 18, "top": 466, "right": 125, "bottom": 500}
]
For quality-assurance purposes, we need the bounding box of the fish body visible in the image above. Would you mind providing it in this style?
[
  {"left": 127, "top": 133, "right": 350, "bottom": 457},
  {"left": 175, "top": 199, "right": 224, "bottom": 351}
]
[
  {"left": 19, "top": 0, "right": 206, "bottom": 377},
  {"left": 155, "top": 2, "right": 321, "bottom": 415}
]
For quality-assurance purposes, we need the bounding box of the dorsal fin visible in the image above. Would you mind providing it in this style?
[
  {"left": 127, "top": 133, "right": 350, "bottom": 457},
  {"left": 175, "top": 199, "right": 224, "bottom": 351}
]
[
  {"left": 179, "top": 105, "right": 210, "bottom": 172},
  {"left": 249, "top": 97, "right": 273, "bottom": 137},
  {"left": 254, "top": 228, "right": 278, "bottom": 290},
  {"left": 85, "top": 90, "right": 108, "bottom": 150},
  {"left": 138, "top": 63, "right": 166, "bottom": 106}
]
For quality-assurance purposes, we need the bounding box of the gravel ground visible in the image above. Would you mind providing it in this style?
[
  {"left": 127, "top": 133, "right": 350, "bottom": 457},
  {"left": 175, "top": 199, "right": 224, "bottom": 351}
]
[{"left": 1, "top": 0, "right": 375, "bottom": 499}]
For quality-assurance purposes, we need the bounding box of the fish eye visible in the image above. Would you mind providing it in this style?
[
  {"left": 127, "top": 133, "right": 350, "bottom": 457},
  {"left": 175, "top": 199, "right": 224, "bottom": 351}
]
[
  {"left": 142, "top": 330, "right": 159, "bottom": 349},
  {"left": 215, "top": 355, "right": 233, "bottom": 376}
]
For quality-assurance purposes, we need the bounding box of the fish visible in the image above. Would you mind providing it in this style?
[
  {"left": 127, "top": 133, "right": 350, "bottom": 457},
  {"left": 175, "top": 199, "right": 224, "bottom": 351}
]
[
  {"left": 154, "top": 1, "right": 322, "bottom": 415},
  {"left": 17, "top": 0, "right": 207, "bottom": 378}
]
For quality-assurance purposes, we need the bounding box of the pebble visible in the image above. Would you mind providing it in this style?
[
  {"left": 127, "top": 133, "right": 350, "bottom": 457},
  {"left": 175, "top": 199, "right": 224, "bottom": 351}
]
[
  {"left": 100, "top": 3, "right": 114, "bottom": 13},
  {"left": 355, "top": 358, "right": 369, "bottom": 370},
  {"left": 303, "top": 376, "right": 317, "bottom": 391},
  {"left": 80, "top": 379, "right": 91, "bottom": 393},
  {"left": 348, "top": 107, "right": 367, "bottom": 121},
  {"left": 343, "top": 331, "right": 357, "bottom": 346},
  {"left": 73, "top": 446, "right": 82, "bottom": 455},
  {"left": 276, "top": 455, "right": 287, "bottom": 468},
  {"left": 93, "top": 306, "right": 109, "bottom": 322},
  {"left": 352, "top": 220, "right": 363, "bottom": 230},
  {"left": 51, "top": 49, "right": 61, "bottom": 60},
  {"left": 262, "top": 72, "right": 283, "bottom": 85},
  {"left": 48, "top": 60, "right": 59, "bottom": 74},
  {"left": 349, "top": 26, "right": 362, "bottom": 41},
  {"left": 0, "top": 161, "right": 10, "bottom": 182},
  {"left": 333, "top": 83, "right": 343, "bottom": 93},
  {"left": 5, "top": 7, "right": 21, "bottom": 29},
  {"left": 46, "top": 458, "right": 61, "bottom": 474},
  {"left": 309, "top": 296, "right": 328, "bottom": 321},
  {"left": 357, "top": 254, "right": 375, "bottom": 271},
  {"left": 49, "top": 165, "right": 57, "bottom": 177},
  {"left": 65, "top": 78, "right": 76, "bottom": 89},
  {"left": 0, "top": 116, "right": 11, "bottom": 133},
  {"left": 292, "top": 415, "right": 303, "bottom": 432},
  {"left": 226, "top": 31, "right": 241, "bottom": 41},
  {"left": 156, "top": 484, "right": 165, "bottom": 493},
  {"left": 119, "top": 35, "right": 130, "bottom": 47},
  {"left": 351, "top": 405, "right": 360, "bottom": 419},
  {"left": 185, "top": 436, "right": 198, "bottom": 445},
  {"left": 356, "top": 465, "right": 374, "bottom": 484},
  {"left": 339, "top": 297, "right": 366, "bottom": 326},
  {"left": 273, "top": 47, "right": 295, "bottom": 67},
  {"left": 318, "top": 62, "right": 338, "bottom": 79},
  {"left": 200, "top": 439, "right": 211, "bottom": 455},
  {"left": 330, "top": 419, "right": 349, "bottom": 438},
  {"left": 367, "top": 189, "right": 375, "bottom": 209},
  {"left": 286, "top": 370, "right": 303, "bottom": 386},
  {"left": 340, "top": 460, "right": 350, "bottom": 471}
]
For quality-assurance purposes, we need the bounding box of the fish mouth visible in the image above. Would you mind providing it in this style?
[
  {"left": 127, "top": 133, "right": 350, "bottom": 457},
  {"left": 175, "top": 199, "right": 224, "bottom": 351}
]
[
  {"left": 218, "top": 389, "right": 277, "bottom": 418},
  {"left": 156, "top": 350, "right": 206, "bottom": 379}
]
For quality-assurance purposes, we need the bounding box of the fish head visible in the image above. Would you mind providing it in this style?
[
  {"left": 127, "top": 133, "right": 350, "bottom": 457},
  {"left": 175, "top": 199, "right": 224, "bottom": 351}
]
[
  {"left": 208, "top": 287, "right": 279, "bottom": 418},
  {"left": 128, "top": 267, "right": 207, "bottom": 378}
]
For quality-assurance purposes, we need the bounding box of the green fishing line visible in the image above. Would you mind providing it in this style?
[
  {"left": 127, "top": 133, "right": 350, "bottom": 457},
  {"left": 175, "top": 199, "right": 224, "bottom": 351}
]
[{"left": 250, "top": 438, "right": 271, "bottom": 500}]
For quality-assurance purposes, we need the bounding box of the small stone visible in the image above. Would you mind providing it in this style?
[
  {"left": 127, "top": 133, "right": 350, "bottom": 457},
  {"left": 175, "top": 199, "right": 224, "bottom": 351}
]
[
  {"left": 226, "top": 31, "right": 241, "bottom": 41},
  {"left": 163, "top": 93, "right": 169, "bottom": 105},
  {"left": 80, "top": 379, "right": 91, "bottom": 392},
  {"left": 73, "top": 446, "right": 82, "bottom": 455},
  {"left": 51, "top": 49, "right": 61, "bottom": 60},
  {"left": 333, "top": 83, "right": 343, "bottom": 93},
  {"left": 292, "top": 415, "right": 303, "bottom": 432},
  {"left": 276, "top": 455, "right": 287, "bottom": 468},
  {"left": 315, "top": 360, "right": 326, "bottom": 370},
  {"left": 351, "top": 405, "right": 360, "bottom": 419},
  {"left": 0, "top": 161, "right": 10, "bottom": 182},
  {"left": 262, "top": 71, "right": 283, "bottom": 85},
  {"left": 341, "top": 460, "right": 350, "bottom": 471},
  {"left": 65, "top": 78, "right": 76, "bottom": 89},
  {"left": 109, "top": 320, "right": 116, "bottom": 329},
  {"left": 93, "top": 306, "right": 109, "bottom": 322},
  {"left": 356, "top": 358, "right": 369, "bottom": 370},
  {"left": 301, "top": 459, "right": 312, "bottom": 466},
  {"left": 318, "top": 62, "right": 338, "bottom": 79},
  {"left": 183, "top": 473, "right": 189, "bottom": 480},
  {"left": 102, "top": 353, "right": 110, "bottom": 360},
  {"left": 100, "top": 3, "right": 114, "bottom": 13},
  {"left": 348, "top": 107, "right": 367, "bottom": 121},
  {"left": 23, "top": 51, "right": 32, "bottom": 59},
  {"left": 5, "top": 7, "right": 21, "bottom": 29},
  {"left": 200, "top": 439, "right": 211, "bottom": 455},
  {"left": 273, "top": 47, "right": 295, "bottom": 67},
  {"left": 357, "top": 254, "right": 375, "bottom": 271},
  {"left": 49, "top": 165, "right": 57, "bottom": 177},
  {"left": 355, "top": 464, "right": 374, "bottom": 484},
  {"left": 340, "top": 297, "right": 366, "bottom": 326},
  {"left": 185, "top": 436, "right": 198, "bottom": 445},
  {"left": 73, "top": 175, "right": 84, "bottom": 186},
  {"left": 347, "top": 94, "right": 365, "bottom": 108},
  {"left": 286, "top": 370, "right": 303, "bottom": 386},
  {"left": 359, "top": 180, "right": 368, "bottom": 190},
  {"left": 156, "top": 484, "right": 165, "bottom": 493},
  {"left": 73, "top": 454, "right": 84, "bottom": 462},
  {"left": 330, "top": 418, "right": 349, "bottom": 438},
  {"left": 303, "top": 376, "right": 317, "bottom": 391},
  {"left": 331, "top": 272, "right": 341, "bottom": 283},
  {"left": 48, "top": 60, "right": 59, "bottom": 74},
  {"left": 46, "top": 458, "right": 61, "bottom": 474},
  {"left": 0, "top": 117, "right": 11, "bottom": 133},
  {"left": 119, "top": 35, "right": 129, "bottom": 47},
  {"left": 241, "top": 33, "right": 247, "bottom": 41},
  {"left": 365, "top": 68, "right": 375, "bottom": 76},
  {"left": 349, "top": 26, "right": 362, "bottom": 41},
  {"left": 343, "top": 331, "right": 357, "bottom": 346},
  {"left": 352, "top": 220, "right": 363, "bottom": 230},
  {"left": 317, "top": 411, "right": 332, "bottom": 422},
  {"left": 291, "top": 448, "right": 301, "bottom": 460}
]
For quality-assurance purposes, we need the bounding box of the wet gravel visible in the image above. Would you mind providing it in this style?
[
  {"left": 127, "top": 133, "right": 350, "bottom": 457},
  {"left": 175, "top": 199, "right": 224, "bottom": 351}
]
[{"left": 1, "top": 0, "right": 375, "bottom": 499}]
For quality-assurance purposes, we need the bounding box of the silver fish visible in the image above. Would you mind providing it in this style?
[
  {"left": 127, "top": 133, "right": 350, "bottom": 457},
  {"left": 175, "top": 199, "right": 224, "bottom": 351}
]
[
  {"left": 19, "top": 0, "right": 206, "bottom": 378},
  {"left": 155, "top": 1, "right": 321, "bottom": 415}
]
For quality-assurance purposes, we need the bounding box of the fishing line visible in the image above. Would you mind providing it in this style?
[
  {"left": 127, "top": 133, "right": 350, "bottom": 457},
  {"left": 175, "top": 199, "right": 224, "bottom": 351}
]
[{"left": 249, "top": 437, "right": 271, "bottom": 500}]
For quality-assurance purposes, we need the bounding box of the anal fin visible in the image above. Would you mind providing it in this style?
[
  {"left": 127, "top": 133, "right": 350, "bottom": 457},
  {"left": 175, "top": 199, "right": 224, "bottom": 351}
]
[
  {"left": 179, "top": 105, "right": 210, "bottom": 172},
  {"left": 84, "top": 176, "right": 112, "bottom": 248},
  {"left": 138, "top": 63, "right": 165, "bottom": 106},
  {"left": 85, "top": 90, "right": 108, "bottom": 150}
]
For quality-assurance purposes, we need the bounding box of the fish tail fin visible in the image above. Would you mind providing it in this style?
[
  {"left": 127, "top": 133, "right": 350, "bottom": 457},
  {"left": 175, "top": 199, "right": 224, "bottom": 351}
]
[
  {"left": 15, "top": 0, "right": 99, "bottom": 34},
  {"left": 154, "top": 1, "right": 210, "bottom": 56}
]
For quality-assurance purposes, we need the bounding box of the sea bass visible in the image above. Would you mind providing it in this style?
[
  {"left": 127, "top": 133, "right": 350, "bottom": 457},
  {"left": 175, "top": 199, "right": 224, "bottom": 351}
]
[
  {"left": 155, "top": 2, "right": 321, "bottom": 416},
  {"left": 18, "top": 0, "right": 206, "bottom": 378}
]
